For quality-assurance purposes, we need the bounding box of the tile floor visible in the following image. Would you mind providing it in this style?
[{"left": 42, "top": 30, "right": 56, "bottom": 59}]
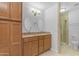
[{"left": 40, "top": 43, "right": 79, "bottom": 56}]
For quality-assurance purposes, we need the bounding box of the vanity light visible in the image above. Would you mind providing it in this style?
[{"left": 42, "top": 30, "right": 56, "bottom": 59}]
[
  {"left": 32, "top": 8, "right": 40, "bottom": 16},
  {"left": 60, "top": 8, "right": 66, "bottom": 13}
]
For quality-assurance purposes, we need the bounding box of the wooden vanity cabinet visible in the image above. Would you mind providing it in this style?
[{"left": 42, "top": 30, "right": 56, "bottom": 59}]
[
  {"left": 23, "top": 34, "right": 51, "bottom": 56},
  {"left": 24, "top": 36, "right": 38, "bottom": 56},
  {"left": 0, "top": 3, "right": 10, "bottom": 18}
]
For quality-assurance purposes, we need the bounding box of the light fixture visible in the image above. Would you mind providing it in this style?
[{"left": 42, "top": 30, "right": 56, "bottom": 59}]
[
  {"left": 32, "top": 8, "right": 40, "bottom": 16},
  {"left": 60, "top": 8, "right": 66, "bottom": 13}
]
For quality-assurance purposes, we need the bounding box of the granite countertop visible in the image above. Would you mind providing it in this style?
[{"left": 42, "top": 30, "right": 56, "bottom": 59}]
[{"left": 22, "top": 32, "right": 51, "bottom": 38}]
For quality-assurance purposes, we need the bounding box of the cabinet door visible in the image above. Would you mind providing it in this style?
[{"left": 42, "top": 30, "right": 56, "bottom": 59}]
[
  {"left": 24, "top": 42, "right": 32, "bottom": 56},
  {"left": 38, "top": 36, "right": 44, "bottom": 54},
  {"left": 44, "top": 35, "right": 51, "bottom": 51},
  {"left": 24, "top": 42, "right": 29, "bottom": 56},
  {"left": 0, "top": 3, "right": 10, "bottom": 18},
  {"left": 10, "top": 2, "right": 22, "bottom": 21},
  {"left": 32, "top": 40, "right": 38, "bottom": 56},
  {"left": 0, "top": 20, "right": 10, "bottom": 55},
  {"left": 0, "top": 47, "right": 9, "bottom": 56},
  {"left": 10, "top": 22, "right": 21, "bottom": 56},
  {"left": 10, "top": 44, "right": 21, "bottom": 56}
]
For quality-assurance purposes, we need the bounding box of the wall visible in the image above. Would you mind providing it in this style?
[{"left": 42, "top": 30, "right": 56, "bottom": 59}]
[
  {"left": 22, "top": 3, "right": 45, "bottom": 33},
  {"left": 69, "top": 6, "right": 79, "bottom": 49},
  {"left": 44, "top": 3, "right": 59, "bottom": 52},
  {"left": 22, "top": 2, "right": 60, "bottom": 52}
]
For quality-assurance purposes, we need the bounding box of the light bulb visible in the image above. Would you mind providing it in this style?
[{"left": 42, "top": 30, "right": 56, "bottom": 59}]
[{"left": 60, "top": 8, "right": 66, "bottom": 13}]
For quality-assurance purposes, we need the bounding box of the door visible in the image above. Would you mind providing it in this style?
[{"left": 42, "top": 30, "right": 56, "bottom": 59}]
[
  {"left": 0, "top": 3, "right": 10, "bottom": 18},
  {"left": 10, "top": 22, "right": 21, "bottom": 56},
  {"left": 38, "top": 36, "right": 44, "bottom": 54},
  {"left": 10, "top": 2, "right": 22, "bottom": 21},
  {"left": 32, "top": 40, "right": 38, "bottom": 56},
  {"left": 24, "top": 41, "right": 32, "bottom": 56},
  {"left": 24, "top": 42, "right": 29, "bottom": 56},
  {"left": 0, "top": 20, "right": 10, "bottom": 55},
  {"left": 60, "top": 13, "right": 69, "bottom": 44},
  {"left": 44, "top": 35, "right": 51, "bottom": 51}
]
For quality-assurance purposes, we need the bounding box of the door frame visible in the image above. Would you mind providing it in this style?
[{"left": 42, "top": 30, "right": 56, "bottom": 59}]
[
  {"left": 58, "top": 2, "right": 69, "bottom": 53},
  {"left": 57, "top": 2, "right": 61, "bottom": 53}
]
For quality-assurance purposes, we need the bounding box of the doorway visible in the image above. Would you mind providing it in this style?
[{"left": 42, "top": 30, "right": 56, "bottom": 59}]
[
  {"left": 60, "top": 12, "right": 69, "bottom": 45},
  {"left": 59, "top": 2, "right": 79, "bottom": 55}
]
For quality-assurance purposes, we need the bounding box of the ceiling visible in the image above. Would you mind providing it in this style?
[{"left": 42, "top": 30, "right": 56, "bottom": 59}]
[
  {"left": 61, "top": 2, "right": 79, "bottom": 11},
  {"left": 23, "top": 2, "right": 79, "bottom": 12},
  {"left": 23, "top": 2, "right": 55, "bottom": 10}
]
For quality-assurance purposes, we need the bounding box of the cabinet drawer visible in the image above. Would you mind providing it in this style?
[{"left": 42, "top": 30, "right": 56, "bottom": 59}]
[
  {"left": 44, "top": 35, "right": 51, "bottom": 39},
  {"left": 32, "top": 36, "right": 38, "bottom": 41},
  {"left": 24, "top": 37, "right": 32, "bottom": 43},
  {"left": 24, "top": 36, "right": 38, "bottom": 43}
]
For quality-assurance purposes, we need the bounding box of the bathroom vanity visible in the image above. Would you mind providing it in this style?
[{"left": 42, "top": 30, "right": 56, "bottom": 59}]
[
  {"left": 0, "top": 3, "right": 51, "bottom": 56},
  {"left": 22, "top": 32, "right": 51, "bottom": 56}
]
